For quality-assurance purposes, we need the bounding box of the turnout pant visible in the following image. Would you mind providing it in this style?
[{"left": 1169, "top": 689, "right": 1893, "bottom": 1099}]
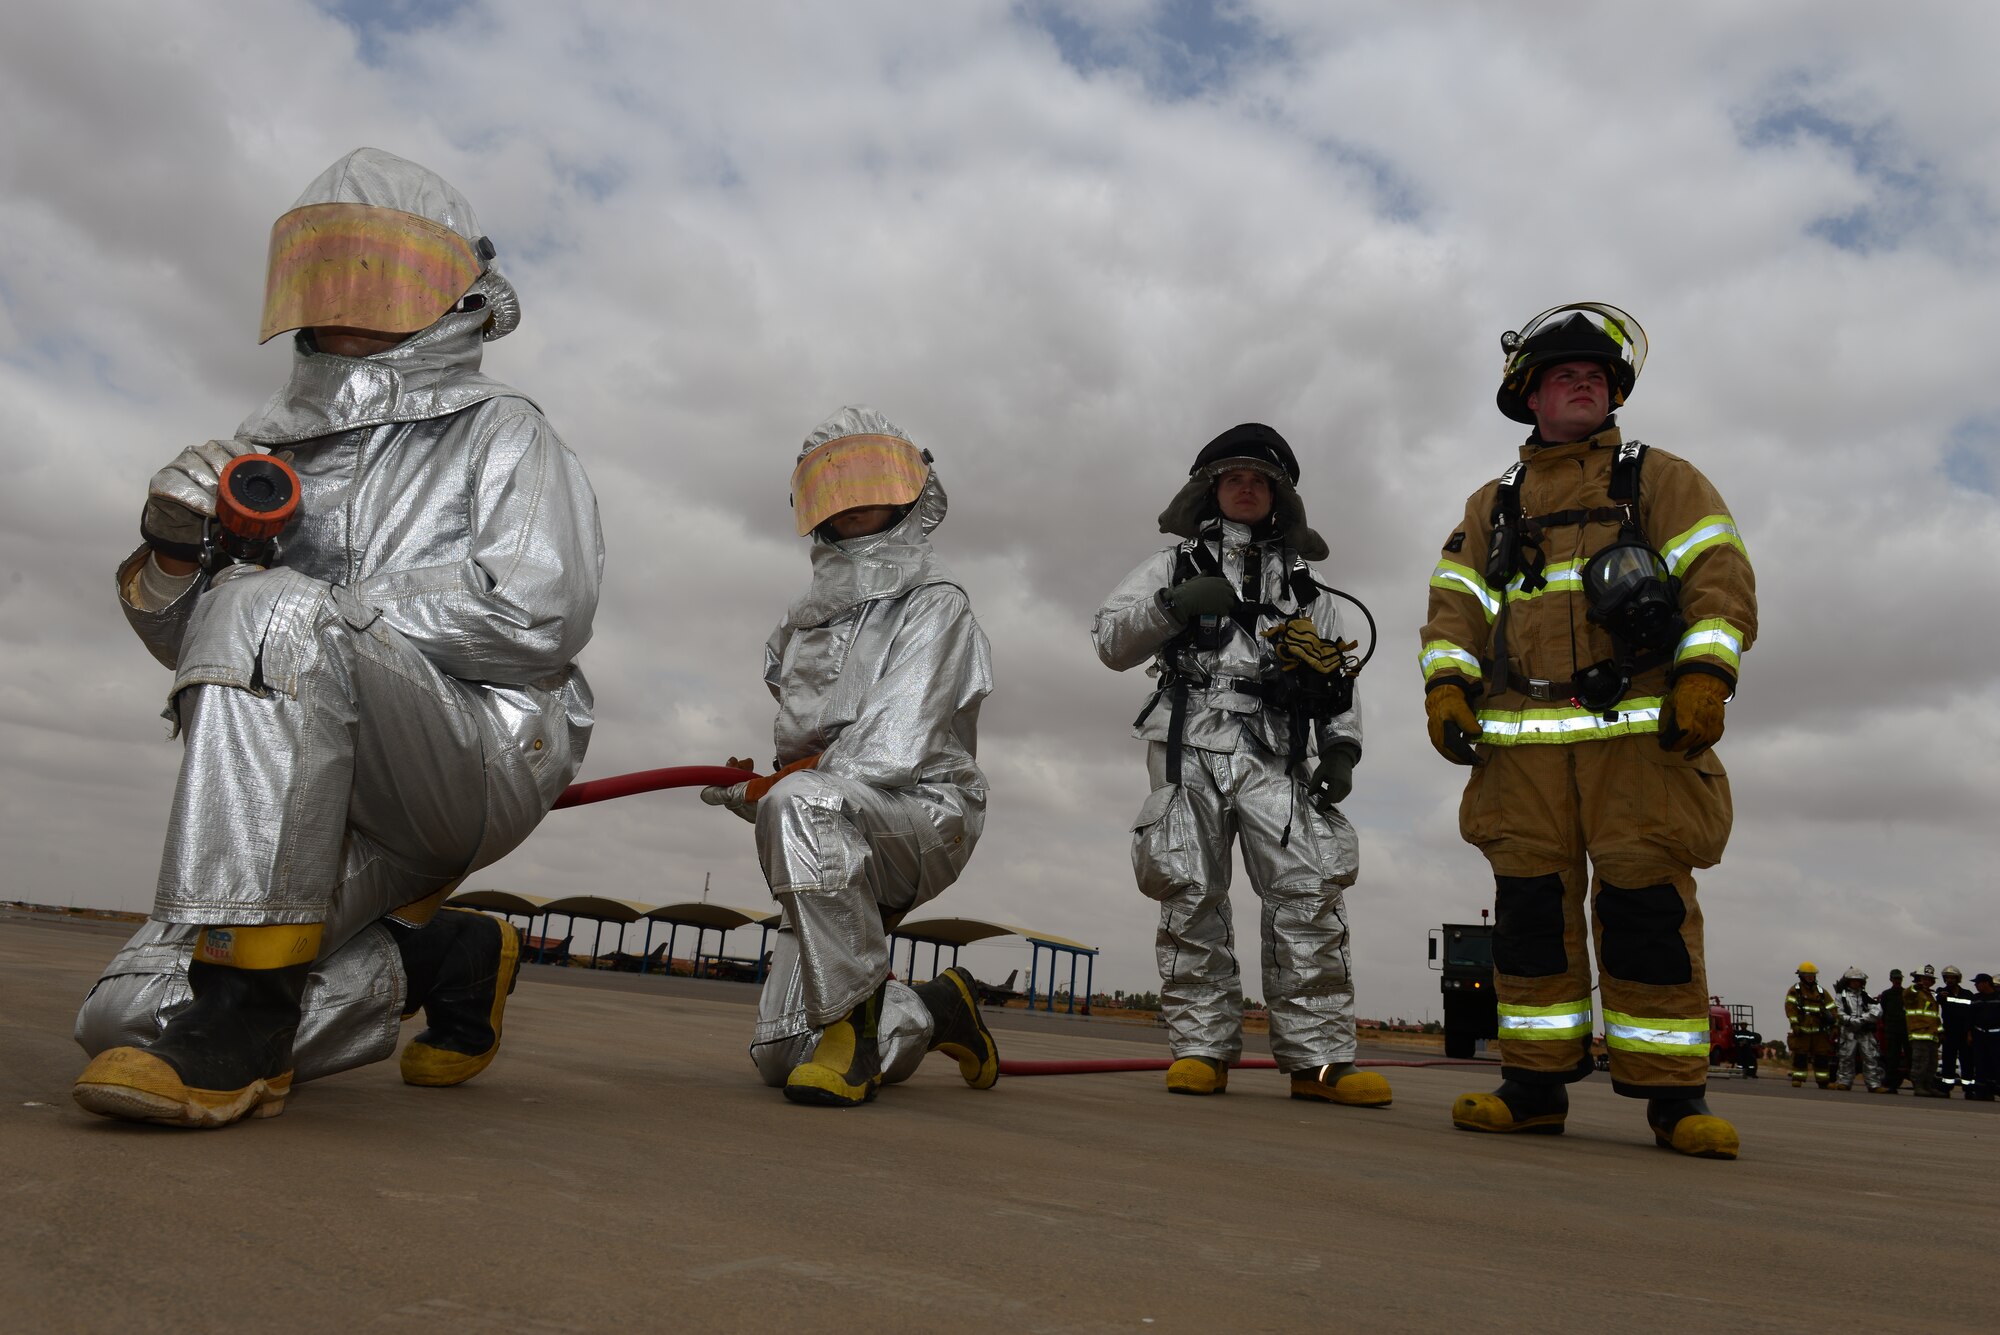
[
  {"left": 1837, "top": 1028, "right": 1885, "bottom": 1089},
  {"left": 1941, "top": 1032, "right": 1972, "bottom": 1088},
  {"left": 1788, "top": 1031, "right": 1833, "bottom": 1084},
  {"left": 75, "top": 567, "right": 576, "bottom": 1081},
  {"left": 1909, "top": 1038, "right": 1940, "bottom": 1094},
  {"left": 1458, "top": 735, "right": 1731, "bottom": 1098},
  {"left": 1132, "top": 738, "right": 1360, "bottom": 1073}
]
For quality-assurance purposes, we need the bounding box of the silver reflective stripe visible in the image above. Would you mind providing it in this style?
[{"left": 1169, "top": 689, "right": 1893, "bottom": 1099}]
[
  {"left": 1662, "top": 519, "right": 1742, "bottom": 575},
  {"left": 1606, "top": 1018, "right": 1706, "bottom": 1046},
  {"left": 1499, "top": 1010, "right": 1591, "bottom": 1033},
  {"left": 1420, "top": 643, "right": 1482, "bottom": 678}
]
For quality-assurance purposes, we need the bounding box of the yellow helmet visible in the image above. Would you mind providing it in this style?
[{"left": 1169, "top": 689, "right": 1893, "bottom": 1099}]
[{"left": 1797, "top": 961, "right": 1818, "bottom": 975}]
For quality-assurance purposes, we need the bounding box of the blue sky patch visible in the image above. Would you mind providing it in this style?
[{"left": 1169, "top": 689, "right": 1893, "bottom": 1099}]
[
  {"left": 1019, "top": 0, "right": 1287, "bottom": 101},
  {"left": 1943, "top": 415, "right": 2000, "bottom": 495},
  {"left": 317, "top": 0, "right": 476, "bottom": 67},
  {"left": 1739, "top": 90, "right": 1939, "bottom": 255}
]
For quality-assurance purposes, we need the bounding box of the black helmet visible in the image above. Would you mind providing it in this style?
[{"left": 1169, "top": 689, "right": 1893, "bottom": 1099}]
[
  {"left": 1189, "top": 422, "right": 1300, "bottom": 483},
  {"left": 1496, "top": 302, "right": 1647, "bottom": 425}
]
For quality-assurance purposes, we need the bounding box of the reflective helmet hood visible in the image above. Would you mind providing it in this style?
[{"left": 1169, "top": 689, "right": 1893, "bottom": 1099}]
[
  {"left": 1158, "top": 422, "right": 1327, "bottom": 561},
  {"left": 1497, "top": 302, "right": 1646, "bottom": 425},
  {"left": 260, "top": 147, "right": 520, "bottom": 345}
]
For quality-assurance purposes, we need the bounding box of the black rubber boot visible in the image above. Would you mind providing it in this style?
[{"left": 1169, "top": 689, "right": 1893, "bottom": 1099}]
[
  {"left": 74, "top": 958, "right": 310, "bottom": 1128},
  {"left": 1452, "top": 1079, "right": 1569, "bottom": 1134},
  {"left": 911, "top": 967, "right": 999, "bottom": 1089},
  {"left": 785, "top": 981, "right": 887, "bottom": 1107},
  {"left": 395, "top": 909, "right": 522, "bottom": 1087},
  {"left": 1647, "top": 1095, "right": 1739, "bottom": 1159}
]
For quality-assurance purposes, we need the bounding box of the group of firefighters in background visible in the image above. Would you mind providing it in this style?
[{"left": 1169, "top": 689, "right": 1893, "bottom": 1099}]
[{"left": 1784, "top": 962, "right": 1998, "bottom": 1098}]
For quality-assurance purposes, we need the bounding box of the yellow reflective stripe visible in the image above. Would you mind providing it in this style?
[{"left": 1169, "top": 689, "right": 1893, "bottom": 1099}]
[
  {"left": 1675, "top": 618, "right": 1743, "bottom": 670},
  {"left": 1419, "top": 640, "right": 1483, "bottom": 682},
  {"left": 1604, "top": 1009, "right": 1710, "bottom": 1056},
  {"left": 1498, "top": 1000, "right": 1593, "bottom": 1040},
  {"left": 1661, "top": 514, "right": 1746, "bottom": 577},
  {"left": 1430, "top": 560, "right": 1499, "bottom": 619},
  {"left": 195, "top": 923, "right": 323, "bottom": 970},
  {"left": 1476, "top": 697, "right": 1663, "bottom": 745}
]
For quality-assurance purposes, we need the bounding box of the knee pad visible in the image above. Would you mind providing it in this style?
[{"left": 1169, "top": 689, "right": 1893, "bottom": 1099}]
[
  {"left": 1596, "top": 881, "right": 1693, "bottom": 986},
  {"left": 1492, "top": 873, "right": 1567, "bottom": 978}
]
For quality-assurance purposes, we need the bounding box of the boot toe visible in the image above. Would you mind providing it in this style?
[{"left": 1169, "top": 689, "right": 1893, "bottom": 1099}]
[
  {"left": 1656, "top": 1114, "right": 1739, "bottom": 1160},
  {"left": 784, "top": 1061, "right": 881, "bottom": 1107},
  {"left": 400, "top": 1039, "right": 499, "bottom": 1088},
  {"left": 1451, "top": 1091, "right": 1565, "bottom": 1134},
  {"left": 1290, "top": 1070, "right": 1391, "bottom": 1107},
  {"left": 74, "top": 1047, "right": 289, "bottom": 1128},
  {"left": 1166, "top": 1057, "right": 1227, "bottom": 1095}
]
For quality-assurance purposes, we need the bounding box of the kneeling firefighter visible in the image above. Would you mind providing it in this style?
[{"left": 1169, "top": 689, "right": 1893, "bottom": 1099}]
[
  {"left": 701, "top": 407, "right": 999, "bottom": 1107},
  {"left": 1418, "top": 303, "right": 1757, "bottom": 1158},
  {"left": 1094, "top": 424, "right": 1388, "bottom": 1107}
]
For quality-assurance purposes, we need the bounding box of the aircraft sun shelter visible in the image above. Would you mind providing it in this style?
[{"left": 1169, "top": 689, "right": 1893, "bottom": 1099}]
[
  {"left": 888, "top": 917, "right": 1099, "bottom": 1014},
  {"left": 448, "top": 890, "right": 777, "bottom": 981}
]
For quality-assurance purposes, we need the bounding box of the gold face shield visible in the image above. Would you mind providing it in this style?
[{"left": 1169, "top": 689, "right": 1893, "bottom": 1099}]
[
  {"left": 789, "top": 433, "right": 929, "bottom": 536},
  {"left": 259, "top": 202, "right": 483, "bottom": 345}
]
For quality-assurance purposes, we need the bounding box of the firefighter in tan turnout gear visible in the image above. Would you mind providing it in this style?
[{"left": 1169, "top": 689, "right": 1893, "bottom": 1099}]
[
  {"left": 1419, "top": 303, "right": 1757, "bottom": 1159},
  {"left": 1785, "top": 962, "right": 1837, "bottom": 1087}
]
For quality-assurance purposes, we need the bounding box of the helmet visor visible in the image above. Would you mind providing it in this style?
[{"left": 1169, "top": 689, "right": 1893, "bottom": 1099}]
[
  {"left": 790, "top": 433, "right": 929, "bottom": 536},
  {"left": 260, "top": 202, "right": 482, "bottom": 345},
  {"left": 1508, "top": 302, "right": 1648, "bottom": 382}
]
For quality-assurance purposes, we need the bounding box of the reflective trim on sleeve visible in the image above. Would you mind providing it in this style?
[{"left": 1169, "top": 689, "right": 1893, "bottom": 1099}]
[
  {"left": 1661, "top": 514, "right": 1746, "bottom": 577},
  {"left": 1604, "top": 1009, "right": 1711, "bottom": 1057},
  {"left": 1429, "top": 560, "right": 1499, "bottom": 620},
  {"left": 1475, "top": 698, "right": 1663, "bottom": 745},
  {"left": 1675, "top": 618, "right": 1743, "bottom": 671},
  {"left": 1497, "top": 1000, "right": 1594, "bottom": 1040},
  {"left": 1420, "top": 640, "right": 1484, "bottom": 682}
]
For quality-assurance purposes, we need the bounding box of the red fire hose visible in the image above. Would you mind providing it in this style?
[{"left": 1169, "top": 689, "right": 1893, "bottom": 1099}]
[
  {"left": 996, "top": 1057, "right": 1494, "bottom": 1076},
  {"left": 553, "top": 766, "right": 755, "bottom": 810}
]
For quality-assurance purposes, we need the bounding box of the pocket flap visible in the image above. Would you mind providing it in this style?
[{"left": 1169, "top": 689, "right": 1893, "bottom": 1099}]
[{"left": 1133, "top": 784, "right": 1180, "bottom": 832}]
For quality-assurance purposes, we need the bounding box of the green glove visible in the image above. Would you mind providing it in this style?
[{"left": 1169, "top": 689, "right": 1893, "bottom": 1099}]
[
  {"left": 1163, "top": 575, "right": 1236, "bottom": 622},
  {"left": 1305, "top": 743, "right": 1358, "bottom": 813}
]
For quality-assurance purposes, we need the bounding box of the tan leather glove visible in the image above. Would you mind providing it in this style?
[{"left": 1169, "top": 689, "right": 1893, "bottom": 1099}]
[
  {"left": 1263, "top": 617, "right": 1355, "bottom": 675},
  {"left": 1425, "top": 684, "right": 1483, "bottom": 766},
  {"left": 1658, "top": 673, "right": 1728, "bottom": 758},
  {"left": 700, "top": 755, "right": 765, "bottom": 824}
]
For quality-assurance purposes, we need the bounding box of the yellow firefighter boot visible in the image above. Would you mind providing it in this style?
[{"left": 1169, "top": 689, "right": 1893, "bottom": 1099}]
[
  {"left": 1648, "top": 1096, "right": 1739, "bottom": 1160},
  {"left": 910, "top": 967, "right": 999, "bottom": 1089},
  {"left": 398, "top": 910, "right": 522, "bottom": 1087},
  {"left": 74, "top": 925, "right": 316, "bottom": 1128},
  {"left": 784, "top": 983, "right": 886, "bottom": 1107},
  {"left": 1290, "top": 1063, "right": 1392, "bottom": 1107},
  {"left": 1166, "top": 1055, "right": 1228, "bottom": 1095},
  {"left": 1452, "top": 1079, "right": 1568, "bottom": 1134}
]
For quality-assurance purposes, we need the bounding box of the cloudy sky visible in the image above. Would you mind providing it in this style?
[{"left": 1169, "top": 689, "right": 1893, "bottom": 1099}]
[{"left": 5, "top": 1, "right": 1997, "bottom": 1025}]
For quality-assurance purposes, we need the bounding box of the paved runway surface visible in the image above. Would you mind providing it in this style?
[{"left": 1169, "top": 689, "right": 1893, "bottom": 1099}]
[{"left": 4, "top": 910, "right": 1994, "bottom": 1333}]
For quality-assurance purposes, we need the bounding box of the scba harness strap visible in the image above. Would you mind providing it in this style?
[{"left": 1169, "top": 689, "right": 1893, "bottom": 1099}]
[{"left": 1137, "top": 527, "right": 1355, "bottom": 786}]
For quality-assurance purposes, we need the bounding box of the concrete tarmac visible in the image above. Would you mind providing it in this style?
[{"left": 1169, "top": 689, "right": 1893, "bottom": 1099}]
[{"left": 3, "top": 910, "right": 1994, "bottom": 1333}]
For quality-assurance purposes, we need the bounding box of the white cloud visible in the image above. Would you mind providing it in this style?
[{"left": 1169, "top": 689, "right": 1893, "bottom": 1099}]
[{"left": 3, "top": 0, "right": 1996, "bottom": 1029}]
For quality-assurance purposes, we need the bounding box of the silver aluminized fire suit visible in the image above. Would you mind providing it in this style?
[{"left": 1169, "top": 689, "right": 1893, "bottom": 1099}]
[
  {"left": 1094, "top": 520, "right": 1363, "bottom": 1072},
  {"left": 75, "top": 156, "right": 602, "bottom": 1083},
  {"left": 745, "top": 410, "right": 993, "bottom": 1086},
  {"left": 1834, "top": 986, "right": 1886, "bottom": 1090}
]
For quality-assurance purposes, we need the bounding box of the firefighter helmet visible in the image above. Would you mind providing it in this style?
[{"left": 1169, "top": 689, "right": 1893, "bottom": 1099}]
[
  {"left": 1496, "top": 301, "right": 1646, "bottom": 425},
  {"left": 1943, "top": 965, "right": 1962, "bottom": 980},
  {"left": 1797, "top": 961, "right": 1818, "bottom": 975},
  {"left": 1840, "top": 966, "right": 1867, "bottom": 985}
]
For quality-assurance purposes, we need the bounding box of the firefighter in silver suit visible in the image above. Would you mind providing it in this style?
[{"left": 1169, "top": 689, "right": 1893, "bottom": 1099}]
[
  {"left": 72, "top": 148, "right": 603, "bottom": 1127},
  {"left": 1093, "top": 424, "right": 1389, "bottom": 1107},
  {"left": 702, "top": 406, "right": 999, "bottom": 1106}
]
